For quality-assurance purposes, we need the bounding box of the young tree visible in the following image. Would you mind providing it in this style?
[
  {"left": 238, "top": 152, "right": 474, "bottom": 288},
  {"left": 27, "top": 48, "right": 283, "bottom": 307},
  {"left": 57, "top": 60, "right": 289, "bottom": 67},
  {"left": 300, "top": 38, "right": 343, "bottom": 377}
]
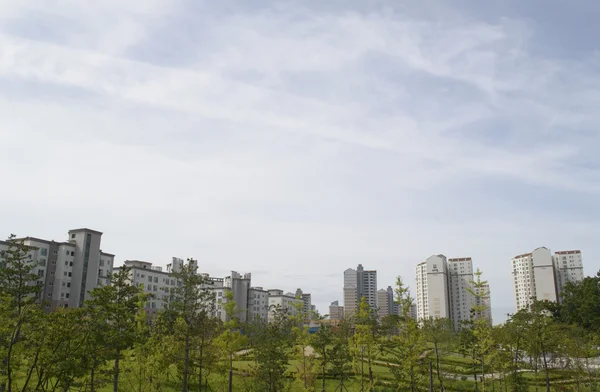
[
  {"left": 166, "top": 259, "right": 215, "bottom": 392},
  {"left": 331, "top": 319, "right": 353, "bottom": 392},
  {"left": 215, "top": 289, "right": 247, "bottom": 392},
  {"left": 467, "top": 269, "right": 496, "bottom": 391},
  {"left": 248, "top": 306, "right": 294, "bottom": 392},
  {"left": 421, "top": 317, "right": 453, "bottom": 391},
  {"left": 87, "top": 265, "right": 146, "bottom": 392},
  {"left": 311, "top": 324, "right": 333, "bottom": 392},
  {"left": 386, "top": 276, "right": 426, "bottom": 392},
  {"left": 0, "top": 235, "right": 44, "bottom": 392},
  {"left": 351, "top": 296, "right": 379, "bottom": 390}
]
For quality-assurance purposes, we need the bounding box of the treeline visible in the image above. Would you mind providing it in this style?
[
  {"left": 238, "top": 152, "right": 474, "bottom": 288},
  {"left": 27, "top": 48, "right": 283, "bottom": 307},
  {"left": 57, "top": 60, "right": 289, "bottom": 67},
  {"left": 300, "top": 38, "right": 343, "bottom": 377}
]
[{"left": 1, "top": 235, "right": 600, "bottom": 392}]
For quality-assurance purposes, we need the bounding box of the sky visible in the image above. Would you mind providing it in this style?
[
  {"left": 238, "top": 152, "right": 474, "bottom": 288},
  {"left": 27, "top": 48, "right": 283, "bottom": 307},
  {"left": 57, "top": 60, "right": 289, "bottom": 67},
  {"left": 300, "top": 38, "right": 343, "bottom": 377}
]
[{"left": 1, "top": 0, "right": 599, "bottom": 324}]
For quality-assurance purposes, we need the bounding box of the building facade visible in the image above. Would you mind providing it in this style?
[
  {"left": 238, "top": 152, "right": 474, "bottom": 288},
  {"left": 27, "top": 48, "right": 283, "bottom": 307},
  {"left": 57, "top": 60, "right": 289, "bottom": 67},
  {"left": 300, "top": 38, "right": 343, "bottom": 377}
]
[
  {"left": 267, "top": 289, "right": 302, "bottom": 322},
  {"left": 416, "top": 255, "right": 492, "bottom": 329},
  {"left": 329, "top": 300, "right": 344, "bottom": 320},
  {"left": 447, "top": 257, "right": 475, "bottom": 331},
  {"left": 343, "top": 264, "right": 377, "bottom": 317},
  {"left": 1, "top": 228, "right": 114, "bottom": 311},
  {"left": 512, "top": 247, "right": 584, "bottom": 312},
  {"left": 416, "top": 255, "right": 451, "bottom": 321}
]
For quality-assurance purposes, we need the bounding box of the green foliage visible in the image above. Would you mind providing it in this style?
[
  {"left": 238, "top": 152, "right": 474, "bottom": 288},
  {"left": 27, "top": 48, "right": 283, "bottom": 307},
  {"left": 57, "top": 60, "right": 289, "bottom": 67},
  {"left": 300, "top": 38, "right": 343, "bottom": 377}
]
[
  {"left": 247, "top": 306, "right": 294, "bottom": 392},
  {"left": 556, "top": 272, "right": 600, "bottom": 333},
  {"left": 385, "top": 276, "right": 426, "bottom": 392},
  {"left": 0, "top": 235, "right": 45, "bottom": 392}
]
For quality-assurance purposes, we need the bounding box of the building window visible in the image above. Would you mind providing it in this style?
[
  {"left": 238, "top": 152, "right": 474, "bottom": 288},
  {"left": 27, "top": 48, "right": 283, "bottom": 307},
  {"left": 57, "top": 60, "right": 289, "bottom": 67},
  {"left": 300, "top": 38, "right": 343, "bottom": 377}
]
[
  {"left": 154, "top": 277, "right": 158, "bottom": 283},
  {"left": 68, "top": 272, "right": 72, "bottom": 277},
  {"left": 100, "top": 260, "right": 104, "bottom": 267},
  {"left": 66, "top": 294, "right": 69, "bottom": 298},
  {"left": 69, "top": 262, "right": 73, "bottom": 267},
  {"left": 41, "top": 248, "right": 47, "bottom": 256},
  {"left": 67, "top": 283, "right": 70, "bottom": 287},
  {"left": 71, "top": 234, "right": 76, "bottom": 239},
  {"left": 148, "top": 276, "right": 152, "bottom": 282},
  {"left": 71, "top": 251, "right": 74, "bottom": 256},
  {"left": 47, "top": 293, "right": 52, "bottom": 297},
  {"left": 65, "top": 261, "right": 68, "bottom": 266}
]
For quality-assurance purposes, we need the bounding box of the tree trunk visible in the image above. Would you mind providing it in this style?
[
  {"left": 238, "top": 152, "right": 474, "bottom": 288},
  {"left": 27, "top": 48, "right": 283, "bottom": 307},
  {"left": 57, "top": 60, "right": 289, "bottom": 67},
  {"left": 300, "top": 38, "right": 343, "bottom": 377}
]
[
  {"left": 481, "top": 355, "right": 486, "bottom": 392},
  {"left": 90, "top": 365, "right": 96, "bottom": 392},
  {"left": 198, "top": 343, "right": 203, "bottom": 392},
  {"left": 321, "top": 351, "right": 326, "bottom": 392},
  {"left": 183, "top": 332, "right": 190, "bottom": 392},
  {"left": 434, "top": 341, "right": 444, "bottom": 390},
  {"left": 113, "top": 349, "right": 120, "bottom": 392},
  {"left": 228, "top": 352, "right": 233, "bottom": 392},
  {"left": 541, "top": 350, "right": 550, "bottom": 392},
  {"left": 303, "top": 345, "right": 307, "bottom": 389}
]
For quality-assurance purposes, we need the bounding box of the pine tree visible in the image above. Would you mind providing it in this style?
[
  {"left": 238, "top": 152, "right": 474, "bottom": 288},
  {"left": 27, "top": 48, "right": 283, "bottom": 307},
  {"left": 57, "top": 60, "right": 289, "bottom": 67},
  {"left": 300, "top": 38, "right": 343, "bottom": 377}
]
[{"left": 0, "top": 235, "right": 44, "bottom": 392}]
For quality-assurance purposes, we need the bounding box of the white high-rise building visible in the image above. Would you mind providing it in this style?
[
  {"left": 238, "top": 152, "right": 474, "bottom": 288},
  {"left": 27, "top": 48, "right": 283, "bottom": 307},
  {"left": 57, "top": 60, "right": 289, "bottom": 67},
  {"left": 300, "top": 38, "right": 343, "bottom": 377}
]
[
  {"left": 416, "top": 255, "right": 450, "bottom": 321},
  {"left": 447, "top": 258, "right": 475, "bottom": 331},
  {"left": 416, "top": 255, "right": 492, "bottom": 328},
  {"left": 554, "top": 250, "right": 584, "bottom": 298},
  {"left": 376, "top": 289, "right": 389, "bottom": 319},
  {"left": 343, "top": 268, "right": 358, "bottom": 318},
  {"left": 512, "top": 247, "right": 584, "bottom": 312}
]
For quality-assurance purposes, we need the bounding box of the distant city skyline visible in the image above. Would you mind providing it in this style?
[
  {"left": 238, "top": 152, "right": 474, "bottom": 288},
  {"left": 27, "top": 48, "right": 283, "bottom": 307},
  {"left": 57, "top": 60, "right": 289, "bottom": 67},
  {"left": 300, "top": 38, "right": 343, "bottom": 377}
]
[{"left": 1, "top": 0, "right": 599, "bottom": 325}]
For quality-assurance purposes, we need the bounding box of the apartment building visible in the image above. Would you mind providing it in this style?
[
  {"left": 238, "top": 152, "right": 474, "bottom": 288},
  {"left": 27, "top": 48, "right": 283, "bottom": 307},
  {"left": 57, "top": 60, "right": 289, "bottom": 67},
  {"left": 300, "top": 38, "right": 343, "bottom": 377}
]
[
  {"left": 416, "top": 255, "right": 451, "bottom": 321},
  {"left": 0, "top": 228, "right": 114, "bottom": 311},
  {"left": 343, "top": 264, "right": 377, "bottom": 317},
  {"left": 248, "top": 286, "right": 269, "bottom": 322},
  {"left": 416, "top": 255, "right": 491, "bottom": 329},
  {"left": 376, "top": 289, "right": 390, "bottom": 319},
  {"left": 329, "top": 300, "right": 344, "bottom": 320},
  {"left": 121, "top": 260, "right": 176, "bottom": 314},
  {"left": 267, "top": 289, "right": 302, "bottom": 322},
  {"left": 512, "top": 247, "right": 584, "bottom": 311},
  {"left": 447, "top": 258, "right": 475, "bottom": 331}
]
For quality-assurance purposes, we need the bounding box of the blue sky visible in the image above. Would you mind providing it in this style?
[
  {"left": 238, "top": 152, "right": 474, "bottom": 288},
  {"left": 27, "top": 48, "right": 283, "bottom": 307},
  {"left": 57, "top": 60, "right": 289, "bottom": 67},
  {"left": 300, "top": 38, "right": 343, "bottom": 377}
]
[{"left": 1, "top": 0, "right": 599, "bottom": 323}]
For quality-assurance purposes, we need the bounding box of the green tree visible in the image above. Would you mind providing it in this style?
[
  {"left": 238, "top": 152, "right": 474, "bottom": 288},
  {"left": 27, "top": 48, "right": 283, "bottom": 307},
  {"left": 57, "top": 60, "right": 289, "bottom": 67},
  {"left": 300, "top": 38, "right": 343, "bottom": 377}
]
[
  {"left": 248, "top": 306, "right": 294, "bottom": 392},
  {"left": 32, "top": 308, "right": 91, "bottom": 392},
  {"left": 87, "top": 265, "right": 146, "bottom": 392},
  {"left": 165, "top": 259, "right": 215, "bottom": 392},
  {"left": 351, "top": 296, "right": 379, "bottom": 391},
  {"left": 556, "top": 272, "right": 600, "bottom": 333},
  {"left": 467, "top": 269, "right": 495, "bottom": 392},
  {"left": 386, "top": 276, "right": 425, "bottom": 392},
  {"left": 0, "top": 235, "right": 44, "bottom": 392},
  {"left": 421, "top": 317, "right": 453, "bottom": 391},
  {"left": 330, "top": 319, "right": 353, "bottom": 392},
  {"left": 311, "top": 324, "right": 334, "bottom": 392},
  {"left": 215, "top": 289, "right": 247, "bottom": 392}
]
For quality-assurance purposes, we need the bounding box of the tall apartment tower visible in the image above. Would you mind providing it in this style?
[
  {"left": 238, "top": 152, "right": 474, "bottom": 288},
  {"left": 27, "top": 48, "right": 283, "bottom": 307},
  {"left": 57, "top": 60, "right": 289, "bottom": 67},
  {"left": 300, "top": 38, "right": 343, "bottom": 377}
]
[
  {"left": 295, "top": 288, "right": 312, "bottom": 316},
  {"left": 343, "top": 268, "right": 358, "bottom": 318},
  {"left": 416, "top": 255, "right": 492, "bottom": 328},
  {"left": 416, "top": 255, "right": 450, "bottom": 320},
  {"left": 447, "top": 258, "right": 475, "bottom": 331},
  {"left": 343, "top": 264, "right": 377, "bottom": 317},
  {"left": 376, "top": 289, "right": 389, "bottom": 319},
  {"left": 512, "top": 247, "right": 584, "bottom": 312}
]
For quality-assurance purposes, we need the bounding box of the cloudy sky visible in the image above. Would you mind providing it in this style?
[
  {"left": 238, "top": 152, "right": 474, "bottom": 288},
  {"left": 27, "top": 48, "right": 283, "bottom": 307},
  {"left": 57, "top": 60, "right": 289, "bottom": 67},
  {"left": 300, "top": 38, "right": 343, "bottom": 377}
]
[{"left": 1, "top": 0, "right": 599, "bottom": 323}]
